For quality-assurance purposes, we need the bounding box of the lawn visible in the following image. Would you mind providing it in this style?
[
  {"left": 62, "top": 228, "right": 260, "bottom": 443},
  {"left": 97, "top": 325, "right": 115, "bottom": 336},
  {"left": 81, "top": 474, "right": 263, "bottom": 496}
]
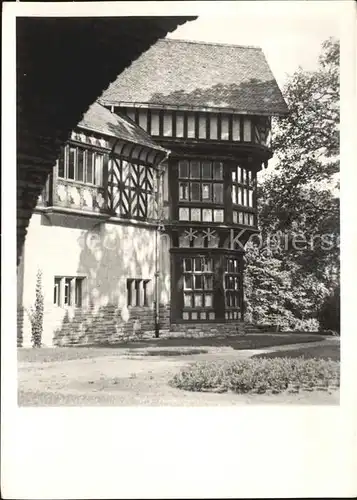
[
  {"left": 252, "top": 343, "right": 340, "bottom": 361},
  {"left": 18, "top": 332, "right": 324, "bottom": 363}
]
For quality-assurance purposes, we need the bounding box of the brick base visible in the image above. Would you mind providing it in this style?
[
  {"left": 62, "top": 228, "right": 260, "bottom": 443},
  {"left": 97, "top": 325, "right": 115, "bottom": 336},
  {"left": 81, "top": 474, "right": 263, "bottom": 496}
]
[
  {"left": 18, "top": 301, "right": 248, "bottom": 347},
  {"left": 169, "top": 321, "right": 246, "bottom": 337}
]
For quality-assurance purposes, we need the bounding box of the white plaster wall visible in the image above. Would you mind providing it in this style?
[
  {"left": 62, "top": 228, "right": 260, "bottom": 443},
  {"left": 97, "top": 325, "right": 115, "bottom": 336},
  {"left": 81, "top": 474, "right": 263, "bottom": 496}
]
[{"left": 21, "top": 212, "right": 170, "bottom": 346}]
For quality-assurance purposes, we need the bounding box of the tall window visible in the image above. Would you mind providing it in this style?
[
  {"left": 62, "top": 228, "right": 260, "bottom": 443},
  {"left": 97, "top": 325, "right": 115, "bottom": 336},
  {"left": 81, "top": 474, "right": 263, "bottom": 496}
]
[
  {"left": 178, "top": 159, "right": 224, "bottom": 223},
  {"left": 53, "top": 277, "right": 84, "bottom": 307},
  {"left": 57, "top": 144, "right": 104, "bottom": 186},
  {"left": 182, "top": 256, "right": 215, "bottom": 321},
  {"left": 231, "top": 165, "right": 256, "bottom": 227},
  {"left": 224, "top": 257, "right": 241, "bottom": 320}
]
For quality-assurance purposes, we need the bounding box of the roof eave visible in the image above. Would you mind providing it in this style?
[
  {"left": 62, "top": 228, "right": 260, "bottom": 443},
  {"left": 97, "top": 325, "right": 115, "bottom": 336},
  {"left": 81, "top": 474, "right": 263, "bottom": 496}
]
[{"left": 99, "top": 98, "right": 289, "bottom": 117}]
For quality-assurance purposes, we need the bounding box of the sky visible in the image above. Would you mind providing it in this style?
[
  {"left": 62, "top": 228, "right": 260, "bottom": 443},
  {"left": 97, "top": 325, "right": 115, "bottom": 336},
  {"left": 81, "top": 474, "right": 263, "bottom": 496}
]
[{"left": 166, "top": 1, "right": 341, "bottom": 89}]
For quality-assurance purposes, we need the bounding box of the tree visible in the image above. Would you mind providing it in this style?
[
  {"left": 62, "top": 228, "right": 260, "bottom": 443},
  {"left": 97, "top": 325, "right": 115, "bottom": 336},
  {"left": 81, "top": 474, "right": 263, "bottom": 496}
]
[{"left": 245, "top": 38, "right": 340, "bottom": 330}]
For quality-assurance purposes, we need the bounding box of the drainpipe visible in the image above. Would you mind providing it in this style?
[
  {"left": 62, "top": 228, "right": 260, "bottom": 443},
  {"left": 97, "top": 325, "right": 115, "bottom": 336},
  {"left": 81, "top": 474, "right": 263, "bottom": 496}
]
[{"left": 154, "top": 155, "right": 168, "bottom": 338}]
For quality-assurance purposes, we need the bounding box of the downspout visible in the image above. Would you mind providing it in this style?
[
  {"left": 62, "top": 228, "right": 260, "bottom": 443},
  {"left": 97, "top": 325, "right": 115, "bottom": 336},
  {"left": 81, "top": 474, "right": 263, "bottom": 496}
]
[{"left": 154, "top": 153, "right": 168, "bottom": 338}]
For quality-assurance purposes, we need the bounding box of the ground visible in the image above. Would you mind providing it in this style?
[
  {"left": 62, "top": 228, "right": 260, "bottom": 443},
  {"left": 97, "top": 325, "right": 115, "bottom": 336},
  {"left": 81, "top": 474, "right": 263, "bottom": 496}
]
[{"left": 18, "top": 335, "right": 340, "bottom": 406}]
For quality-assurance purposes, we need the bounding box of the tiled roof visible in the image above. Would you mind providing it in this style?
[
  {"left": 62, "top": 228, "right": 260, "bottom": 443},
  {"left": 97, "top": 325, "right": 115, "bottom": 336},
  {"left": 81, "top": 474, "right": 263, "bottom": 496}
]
[
  {"left": 78, "top": 101, "right": 167, "bottom": 152},
  {"left": 101, "top": 39, "right": 288, "bottom": 116}
]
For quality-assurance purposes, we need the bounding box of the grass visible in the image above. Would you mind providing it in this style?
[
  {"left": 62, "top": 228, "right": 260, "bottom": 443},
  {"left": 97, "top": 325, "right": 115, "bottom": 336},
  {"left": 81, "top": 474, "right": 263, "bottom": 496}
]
[
  {"left": 170, "top": 357, "right": 340, "bottom": 395},
  {"left": 126, "top": 348, "right": 209, "bottom": 357},
  {"left": 18, "top": 333, "right": 324, "bottom": 363},
  {"left": 253, "top": 343, "right": 340, "bottom": 361}
]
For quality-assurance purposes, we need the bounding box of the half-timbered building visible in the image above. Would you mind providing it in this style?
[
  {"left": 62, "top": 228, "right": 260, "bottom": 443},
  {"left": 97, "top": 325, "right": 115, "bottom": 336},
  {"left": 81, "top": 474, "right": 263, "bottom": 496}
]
[{"left": 18, "top": 39, "right": 288, "bottom": 346}]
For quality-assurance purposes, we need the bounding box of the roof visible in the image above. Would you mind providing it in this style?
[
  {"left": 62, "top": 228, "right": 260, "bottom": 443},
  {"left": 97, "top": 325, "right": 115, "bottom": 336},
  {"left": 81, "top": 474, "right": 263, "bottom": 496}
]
[
  {"left": 100, "top": 38, "right": 288, "bottom": 116},
  {"left": 78, "top": 101, "right": 167, "bottom": 153}
]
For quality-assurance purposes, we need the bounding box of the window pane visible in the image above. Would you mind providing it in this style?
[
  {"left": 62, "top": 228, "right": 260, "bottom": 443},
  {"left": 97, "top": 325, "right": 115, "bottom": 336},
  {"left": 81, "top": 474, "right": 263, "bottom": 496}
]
[
  {"left": 244, "top": 118, "right": 251, "bottom": 142},
  {"left": 194, "top": 275, "right": 203, "bottom": 289},
  {"left": 190, "top": 161, "right": 200, "bottom": 179},
  {"left": 202, "top": 209, "right": 212, "bottom": 222},
  {"left": 238, "top": 212, "right": 244, "bottom": 224},
  {"left": 232, "top": 115, "right": 241, "bottom": 141},
  {"left": 77, "top": 149, "right": 84, "bottom": 182},
  {"left": 184, "top": 293, "right": 192, "bottom": 307},
  {"left": 221, "top": 115, "right": 229, "bottom": 140},
  {"left": 75, "top": 279, "right": 82, "bottom": 307},
  {"left": 163, "top": 112, "right": 172, "bottom": 137},
  {"left": 204, "top": 276, "right": 213, "bottom": 289},
  {"left": 209, "top": 114, "right": 218, "bottom": 139},
  {"left": 248, "top": 189, "right": 254, "bottom": 207},
  {"left": 68, "top": 147, "right": 76, "bottom": 180},
  {"left": 238, "top": 187, "right": 243, "bottom": 205},
  {"left": 194, "top": 294, "right": 203, "bottom": 307},
  {"left": 214, "top": 209, "right": 224, "bottom": 222},
  {"left": 213, "top": 183, "right": 223, "bottom": 203},
  {"left": 94, "top": 153, "right": 103, "bottom": 186},
  {"left": 213, "top": 162, "right": 223, "bottom": 180},
  {"left": 237, "top": 166, "right": 242, "bottom": 183},
  {"left": 249, "top": 213, "right": 255, "bottom": 226},
  {"left": 202, "top": 183, "right": 211, "bottom": 201},
  {"left": 187, "top": 113, "right": 196, "bottom": 138},
  {"left": 191, "top": 208, "right": 201, "bottom": 221},
  {"left": 202, "top": 161, "right": 212, "bottom": 179},
  {"left": 232, "top": 185, "right": 237, "bottom": 204},
  {"left": 58, "top": 149, "right": 65, "bottom": 178},
  {"left": 194, "top": 257, "right": 202, "bottom": 272},
  {"left": 179, "top": 208, "right": 189, "bottom": 221},
  {"left": 151, "top": 111, "right": 160, "bottom": 135},
  {"left": 176, "top": 113, "right": 184, "bottom": 137},
  {"left": 64, "top": 278, "right": 71, "bottom": 305},
  {"left": 184, "top": 275, "right": 193, "bottom": 289},
  {"left": 184, "top": 258, "right": 192, "bottom": 272},
  {"left": 233, "top": 210, "right": 237, "bottom": 223},
  {"left": 190, "top": 183, "right": 200, "bottom": 201},
  {"left": 86, "top": 151, "right": 93, "bottom": 184},
  {"left": 205, "top": 294, "right": 213, "bottom": 308},
  {"left": 54, "top": 278, "right": 61, "bottom": 305},
  {"left": 179, "top": 160, "right": 189, "bottom": 178},
  {"left": 198, "top": 114, "right": 207, "bottom": 139},
  {"left": 179, "top": 182, "right": 189, "bottom": 200}
]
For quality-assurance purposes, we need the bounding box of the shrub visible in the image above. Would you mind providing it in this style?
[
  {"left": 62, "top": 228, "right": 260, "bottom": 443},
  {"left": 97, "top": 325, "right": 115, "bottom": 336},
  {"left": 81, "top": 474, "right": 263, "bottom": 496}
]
[
  {"left": 28, "top": 270, "right": 44, "bottom": 348},
  {"left": 170, "top": 357, "right": 340, "bottom": 395}
]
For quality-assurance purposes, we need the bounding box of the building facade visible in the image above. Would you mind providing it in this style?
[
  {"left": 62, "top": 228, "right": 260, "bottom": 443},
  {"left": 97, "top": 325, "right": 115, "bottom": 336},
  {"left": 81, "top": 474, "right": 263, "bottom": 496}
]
[{"left": 17, "top": 39, "right": 288, "bottom": 346}]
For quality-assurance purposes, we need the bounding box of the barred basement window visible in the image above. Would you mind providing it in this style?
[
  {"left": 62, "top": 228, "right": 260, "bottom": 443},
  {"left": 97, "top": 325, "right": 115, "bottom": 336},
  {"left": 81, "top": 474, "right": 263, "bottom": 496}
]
[
  {"left": 53, "top": 277, "right": 84, "bottom": 307},
  {"left": 127, "top": 279, "right": 151, "bottom": 307}
]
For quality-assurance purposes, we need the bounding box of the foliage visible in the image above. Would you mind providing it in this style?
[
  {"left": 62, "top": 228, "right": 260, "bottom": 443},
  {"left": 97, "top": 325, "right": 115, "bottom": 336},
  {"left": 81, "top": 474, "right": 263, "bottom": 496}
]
[
  {"left": 170, "top": 357, "right": 340, "bottom": 394},
  {"left": 244, "top": 38, "right": 340, "bottom": 329},
  {"left": 318, "top": 284, "right": 340, "bottom": 334},
  {"left": 28, "top": 270, "right": 44, "bottom": 348}
]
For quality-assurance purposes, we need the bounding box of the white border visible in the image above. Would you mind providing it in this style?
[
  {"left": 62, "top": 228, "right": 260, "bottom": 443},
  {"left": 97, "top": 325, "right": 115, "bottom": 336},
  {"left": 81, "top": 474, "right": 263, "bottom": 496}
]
[{"left": 2, "top": 2, "right": 357, "bottom": 499}]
